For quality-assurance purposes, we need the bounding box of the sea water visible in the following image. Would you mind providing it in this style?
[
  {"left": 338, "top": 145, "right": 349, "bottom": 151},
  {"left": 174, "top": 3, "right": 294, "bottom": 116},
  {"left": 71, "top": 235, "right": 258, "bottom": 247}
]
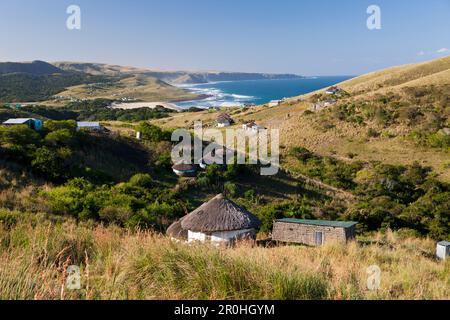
[{"left": 175, "top": 76, "right": 352, "bottom": 109}]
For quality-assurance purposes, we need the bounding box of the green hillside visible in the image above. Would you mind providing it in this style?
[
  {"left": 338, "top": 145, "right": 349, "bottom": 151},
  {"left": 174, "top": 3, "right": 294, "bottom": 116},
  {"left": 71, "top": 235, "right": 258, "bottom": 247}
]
[
  {"left": 0, "top": 61, "right": 199, "bottom": 104},
  {"left": 0, "top": 60, "right": 63, "bottom": 75}
]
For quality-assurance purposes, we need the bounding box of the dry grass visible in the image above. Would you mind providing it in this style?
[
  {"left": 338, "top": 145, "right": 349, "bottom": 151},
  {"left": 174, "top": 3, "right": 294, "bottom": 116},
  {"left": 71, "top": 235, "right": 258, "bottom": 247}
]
[{"left": 0, "top": 216, "right": 448, "bottom": 300}]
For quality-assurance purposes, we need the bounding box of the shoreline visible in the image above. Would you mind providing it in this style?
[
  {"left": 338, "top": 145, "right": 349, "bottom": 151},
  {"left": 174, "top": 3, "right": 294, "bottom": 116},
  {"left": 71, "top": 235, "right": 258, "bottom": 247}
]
[{"left": 112, "top": 76, "right": 351, "bottom": 110}]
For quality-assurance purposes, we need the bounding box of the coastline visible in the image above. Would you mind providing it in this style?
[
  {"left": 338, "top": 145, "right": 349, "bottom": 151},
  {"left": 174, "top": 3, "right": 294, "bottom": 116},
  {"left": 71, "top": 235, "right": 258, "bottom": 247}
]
[
  {"left": 169, "top": 76, "right": 352, "bottom": 109},
  {"left": 110, "top": 76, "right": 352, "bottom": 111}
]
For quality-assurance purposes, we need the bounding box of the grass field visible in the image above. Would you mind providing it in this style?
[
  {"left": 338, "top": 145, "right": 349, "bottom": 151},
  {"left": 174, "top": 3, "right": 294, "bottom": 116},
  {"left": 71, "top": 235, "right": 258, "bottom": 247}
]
[{"left": 0, "top": 215, "right": 448, "bottom": 300}]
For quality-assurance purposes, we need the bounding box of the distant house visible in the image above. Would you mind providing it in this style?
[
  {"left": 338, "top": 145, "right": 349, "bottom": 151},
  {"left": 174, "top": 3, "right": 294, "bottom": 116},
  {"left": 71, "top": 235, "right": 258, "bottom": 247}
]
[
  {"left": 174, "top": 194, "right": 261, "bottom": 245},
  {"left": 272, "top": 218, "right": 357, "bottom": 246},
  {"left": 76, "top": 122, "right": 104, "bottom": 131},
  {"left": 313, "top": 99, "right": 337, "bottom": 111},
  {"left": 2, "top": 118, "right": 43, "bottom": 131},
  {"left": 217, "top": 113, "right": 233, "bottom": 128},
  {"left": 268, "top": 100, "right": 281, "bottom": 107},
  {"left": 242, "top": 122, "right": 266, "bottom": 132},
  {"left": 172, "top": 163, "right": 197, "bottom": 177},
  {"left": 326, "top": 86, "right": 340, "bottom": 95}
]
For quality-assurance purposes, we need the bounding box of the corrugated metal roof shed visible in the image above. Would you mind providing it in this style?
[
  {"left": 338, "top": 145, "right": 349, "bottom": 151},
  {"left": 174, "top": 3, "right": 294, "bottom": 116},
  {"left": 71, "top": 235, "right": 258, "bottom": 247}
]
[
  {"left": 277, "top": 218, "right": 357, "bottom": 228},
  {"left": 77, "top": 122, "right": 101, "bottom": 127},
  {"left": 3, "top": 118, "right": 33, "bottom": 124}
]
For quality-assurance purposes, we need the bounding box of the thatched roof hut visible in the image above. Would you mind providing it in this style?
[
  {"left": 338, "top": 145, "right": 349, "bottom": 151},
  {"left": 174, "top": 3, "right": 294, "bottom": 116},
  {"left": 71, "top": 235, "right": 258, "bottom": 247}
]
[
  {"left": 166, "top": 217, "right": 188, "bottom": 240},
  {"left": 181, "top": 194, "right": 261, "bottom": 233}
]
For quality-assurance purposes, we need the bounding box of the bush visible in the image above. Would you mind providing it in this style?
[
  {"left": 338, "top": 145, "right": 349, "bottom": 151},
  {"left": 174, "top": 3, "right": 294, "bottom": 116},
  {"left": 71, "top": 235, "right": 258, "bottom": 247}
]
[
  {"left": 31, "top": 147, "right": 72, "bottom": 180},
  {"left": 367, "top": 128, "right": 380, "bottom": 138},
  {"left": 129, "top": 174, "right": 153, "bottom": 188},
  {"left": 137, "top": 123, "right": 172, "bottom": 142},
  {"left": 290, "top": 147, "right": 314, "bottom": 162},
  {"left": 223, "top": 182, "right": 238, "bottom": 197},
  {"left": 44, "top": 129, "right": 78, "bottom": 147}
]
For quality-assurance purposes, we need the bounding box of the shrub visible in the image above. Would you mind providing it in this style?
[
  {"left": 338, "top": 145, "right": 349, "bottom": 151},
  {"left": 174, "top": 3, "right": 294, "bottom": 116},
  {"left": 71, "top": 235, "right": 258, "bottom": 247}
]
[
  {"left": 137, "top": 123, "right": 171, "bottom": 142},
  {"left": 129, "top": 174, "right": 153, "bottom": 188},
  {"left": 367, "top": 128, "right": 380, "bottom": 138},
  {"left": 223, "top": 182, "right": 238, "bottom": 197}
]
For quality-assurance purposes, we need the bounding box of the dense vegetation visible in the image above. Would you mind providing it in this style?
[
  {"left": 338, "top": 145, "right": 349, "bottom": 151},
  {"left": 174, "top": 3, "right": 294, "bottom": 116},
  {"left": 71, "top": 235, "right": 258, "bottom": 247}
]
[
  {"left": 0, "top": 73, "right": 116, "bottom": 102},
  {"left": 0, "top": 121, "right": 191, "bottom": 230},
  {"left": 1, "top": 118, "right": 448, "bottom": 239},
  {"left": 0, "top": 99, "right": 174, "bottom": 123},
  {"left": 66, "top": 99, "right": 174, "bottom": 121},
  {"left": 287, "top": 146, "right": 450, "bottom": 239}
]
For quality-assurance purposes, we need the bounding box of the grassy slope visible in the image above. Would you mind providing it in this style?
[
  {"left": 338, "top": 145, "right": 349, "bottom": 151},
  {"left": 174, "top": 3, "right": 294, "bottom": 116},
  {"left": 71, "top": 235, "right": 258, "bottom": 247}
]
[
  {"left": 54, "top": 74, "right": 198, "bottom": 103},
  {"left": 151, "top": 56, "right": 450, "bottom": 182},
  {"left": 338, "top": 55, "right": 450, "bottom": 95},
  {"left": 0, "top": 217, "right": 448, "bottom": 300}
]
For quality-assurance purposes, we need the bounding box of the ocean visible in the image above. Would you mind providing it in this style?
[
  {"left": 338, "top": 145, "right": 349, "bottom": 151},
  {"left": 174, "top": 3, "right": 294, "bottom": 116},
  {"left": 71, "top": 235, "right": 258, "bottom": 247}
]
[{"left": 174, "top": 76, "right": 353, "bottom": 108}]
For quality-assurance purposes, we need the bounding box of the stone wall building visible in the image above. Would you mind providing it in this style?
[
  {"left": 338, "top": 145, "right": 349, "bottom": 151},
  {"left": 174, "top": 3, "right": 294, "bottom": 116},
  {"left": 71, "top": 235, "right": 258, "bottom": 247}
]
[{"left": 272, "top": 218, "right": 357, "bottom": 246}]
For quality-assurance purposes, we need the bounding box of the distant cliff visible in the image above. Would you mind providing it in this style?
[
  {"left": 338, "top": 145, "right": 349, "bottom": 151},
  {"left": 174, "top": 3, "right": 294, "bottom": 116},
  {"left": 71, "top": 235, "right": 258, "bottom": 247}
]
[
  {"left": 144, "top": 71, "right": 304, "bottom": 84},
  {"left": 53, "top": 62, "right": 303, "bottom": 84}
]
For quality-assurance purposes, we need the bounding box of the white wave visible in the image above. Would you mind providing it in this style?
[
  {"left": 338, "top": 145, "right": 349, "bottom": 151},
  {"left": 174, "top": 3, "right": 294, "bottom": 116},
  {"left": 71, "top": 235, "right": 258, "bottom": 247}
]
[{"left": 230, "top": 94, "right": 254, "bottom": 99}]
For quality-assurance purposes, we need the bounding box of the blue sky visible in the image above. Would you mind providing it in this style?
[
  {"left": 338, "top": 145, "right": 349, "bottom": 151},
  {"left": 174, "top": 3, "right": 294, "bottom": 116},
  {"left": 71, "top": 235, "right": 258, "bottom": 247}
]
[{"left": 0, "top": 0, "right": 449, "bottom": 75}]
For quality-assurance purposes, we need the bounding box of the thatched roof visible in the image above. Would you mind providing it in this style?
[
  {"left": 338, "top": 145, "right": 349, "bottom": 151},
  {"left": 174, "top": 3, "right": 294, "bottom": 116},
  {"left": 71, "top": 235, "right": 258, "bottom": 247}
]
[
  {"left": 217, "top": 113, "right": 233, "bottom": 121},
  {"left": 166, "top": 217, "right": 188, "bottom": 240},
  {"left": 181, "top": 194, "right": 261, "bottom": 232}
]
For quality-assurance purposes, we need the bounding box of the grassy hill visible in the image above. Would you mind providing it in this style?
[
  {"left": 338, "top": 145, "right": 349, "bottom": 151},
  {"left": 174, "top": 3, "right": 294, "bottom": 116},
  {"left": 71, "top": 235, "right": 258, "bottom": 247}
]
[
  {"left": 0, "top": 60, "right": 64, "bottom": 76},
  {"left": 53, "top": 61, "right": 304, "bottom": 84},
  {"left": 0, "top": 61, "right": 199, "bottom": 104},
  {"left": 338, "top": 55, "right": 450, "bottom": 96},
  {"left": 55, "top": 74, "right": 199, "bottom": 102}
]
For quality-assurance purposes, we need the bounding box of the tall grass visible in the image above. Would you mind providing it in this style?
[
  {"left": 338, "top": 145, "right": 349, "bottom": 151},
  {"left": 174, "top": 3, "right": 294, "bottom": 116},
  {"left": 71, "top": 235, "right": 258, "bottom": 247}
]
[{"left": 0, "top": 213, "right": 448, "bottom": 300}]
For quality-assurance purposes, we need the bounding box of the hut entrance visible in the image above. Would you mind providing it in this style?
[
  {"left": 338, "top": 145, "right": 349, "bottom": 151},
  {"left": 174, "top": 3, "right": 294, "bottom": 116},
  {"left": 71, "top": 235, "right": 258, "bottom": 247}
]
[{"left": 315, "top": 231, "right": 324, "bottom": 246}]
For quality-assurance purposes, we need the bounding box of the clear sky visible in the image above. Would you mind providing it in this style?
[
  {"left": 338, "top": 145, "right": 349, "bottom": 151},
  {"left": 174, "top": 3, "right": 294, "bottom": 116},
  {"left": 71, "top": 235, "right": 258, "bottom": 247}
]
[{"left": 0, "top": 0, "right": 449, "bottom": 75}]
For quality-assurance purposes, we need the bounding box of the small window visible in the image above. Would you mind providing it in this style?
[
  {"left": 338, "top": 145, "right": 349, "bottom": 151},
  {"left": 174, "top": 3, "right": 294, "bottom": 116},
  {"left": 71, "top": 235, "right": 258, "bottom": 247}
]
[{"left": 315, "top": 231, "right": 324, "bottom": 246}]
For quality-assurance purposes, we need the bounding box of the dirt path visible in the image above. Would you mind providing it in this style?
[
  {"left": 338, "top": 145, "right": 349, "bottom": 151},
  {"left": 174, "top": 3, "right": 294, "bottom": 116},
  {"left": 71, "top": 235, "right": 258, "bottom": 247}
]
[{"left": 284, "top": 169, "right": 356, "bottom": 202}]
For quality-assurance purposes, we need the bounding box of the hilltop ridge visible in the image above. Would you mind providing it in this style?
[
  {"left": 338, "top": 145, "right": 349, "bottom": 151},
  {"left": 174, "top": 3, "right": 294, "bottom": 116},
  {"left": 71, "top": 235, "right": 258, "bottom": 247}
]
[{"left": 53, "top": 61, "right": 303, "bottom": 84}]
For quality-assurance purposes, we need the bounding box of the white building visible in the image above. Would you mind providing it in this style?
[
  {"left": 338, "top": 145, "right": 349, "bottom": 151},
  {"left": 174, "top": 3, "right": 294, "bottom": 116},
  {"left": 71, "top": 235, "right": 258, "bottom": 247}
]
[
  {"left": 176, "top": 194, "right": 261, "bottom": 245},
  {"left": 217, "top": 113, "right": 233, "bottom": 128},
  {"left": 217, "top": 119, "right": 231, "bottom": 128},
  {"left": 242, "top": 122, "right": 266, "bottom": 133},
  {"left": 268, "top": 100, "right": 281, "bottom": 107}
]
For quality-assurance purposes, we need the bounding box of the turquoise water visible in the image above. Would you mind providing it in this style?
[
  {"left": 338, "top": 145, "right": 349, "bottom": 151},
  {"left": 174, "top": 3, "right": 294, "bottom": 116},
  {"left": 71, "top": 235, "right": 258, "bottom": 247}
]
[{"left": 175, "top": 76, "right": 353, "bottom": 108}]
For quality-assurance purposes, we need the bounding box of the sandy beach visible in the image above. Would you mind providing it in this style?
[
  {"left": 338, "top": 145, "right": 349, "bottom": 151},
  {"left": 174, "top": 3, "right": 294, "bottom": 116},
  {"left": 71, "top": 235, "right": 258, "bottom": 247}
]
[{"left": 110, "top": 101, "right": 183, "bottom": 112}]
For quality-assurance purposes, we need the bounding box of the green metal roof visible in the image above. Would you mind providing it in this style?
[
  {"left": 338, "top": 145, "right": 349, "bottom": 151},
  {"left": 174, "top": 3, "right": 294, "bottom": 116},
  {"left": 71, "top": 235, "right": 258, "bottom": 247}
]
[{"left": 276, "top": 218, "right": 357, "bottom": 228}]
